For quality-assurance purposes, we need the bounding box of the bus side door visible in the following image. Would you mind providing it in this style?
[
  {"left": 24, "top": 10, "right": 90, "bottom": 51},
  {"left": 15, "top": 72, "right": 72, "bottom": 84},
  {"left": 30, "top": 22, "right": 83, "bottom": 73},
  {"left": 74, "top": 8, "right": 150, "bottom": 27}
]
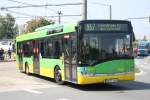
[
  {"left": 18, "top": 43, "right": 23, "bottom": 71},
  {"left": 64, "top": 33, "right": 77, "bottom": 82},
  {"left": 33, "top": 40, "right": 40, "bottom": 74}
]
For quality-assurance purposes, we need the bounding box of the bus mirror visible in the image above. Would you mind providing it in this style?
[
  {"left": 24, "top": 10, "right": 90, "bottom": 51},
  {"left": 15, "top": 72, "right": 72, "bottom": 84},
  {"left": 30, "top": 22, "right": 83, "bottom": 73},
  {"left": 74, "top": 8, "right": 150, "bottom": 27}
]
[
  {"left": 75, "top": 26, "right": 78, "bottom": 32},
  {"left": 133, "top": 34, "right": 135, "bottom": 41}
]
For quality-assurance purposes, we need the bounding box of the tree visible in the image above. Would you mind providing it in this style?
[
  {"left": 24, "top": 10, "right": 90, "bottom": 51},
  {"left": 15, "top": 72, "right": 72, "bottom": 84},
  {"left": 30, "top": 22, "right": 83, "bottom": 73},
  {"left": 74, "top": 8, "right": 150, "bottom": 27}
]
[
  {"left": 0, "top": 15, "right": 6, "bottom": 38},
  {"left": 0, "top": 14, "right": 18, "bottom": 39},
  {"left": 24, "top": 18, "right": 55, "bottom": 33}
]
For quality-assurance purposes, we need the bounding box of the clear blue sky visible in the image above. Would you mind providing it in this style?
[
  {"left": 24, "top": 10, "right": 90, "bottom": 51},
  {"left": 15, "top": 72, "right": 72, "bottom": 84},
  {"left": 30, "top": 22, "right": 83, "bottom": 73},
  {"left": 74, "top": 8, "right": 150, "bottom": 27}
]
[{"left": 0, "top": 0, "right": 150, "bottom": 39}]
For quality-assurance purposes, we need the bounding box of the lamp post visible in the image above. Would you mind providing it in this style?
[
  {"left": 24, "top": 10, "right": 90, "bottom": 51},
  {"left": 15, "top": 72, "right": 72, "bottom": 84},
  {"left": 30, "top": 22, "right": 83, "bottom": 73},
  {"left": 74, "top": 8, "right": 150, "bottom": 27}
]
[
  {"left": 92, "top": 2, "right": 112, "bottom": 20},
  {"left": 149, "top": 15, "right": 150, "bottom": 23},
  {"left": 58, "top": 11, "right": 62, "bottom": 24},
  {"left": 109, "top": 5, "right": 112, "bottom": 20},
  {"left": 83, "top": 0, "right": 87, "bottom": 20}
]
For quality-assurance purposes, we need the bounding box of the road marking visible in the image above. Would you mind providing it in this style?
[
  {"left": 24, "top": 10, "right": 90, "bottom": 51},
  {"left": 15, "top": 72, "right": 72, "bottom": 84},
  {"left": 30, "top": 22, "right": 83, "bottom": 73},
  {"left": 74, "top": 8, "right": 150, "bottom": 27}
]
[
  {"left": 58, "top": 98, "right": 69, "bottom": 100},
  {"left": 135, "top": 70, "right": 146, "bottom": 76},
  {"left": 144, "top": 62, "right": 148, "bottom": 65},
  {"left": 22, "top": 89, "right": 43, "bottom": 94},
  {"left": 141, "top": 65, "right": 150, "bottom": 69}
]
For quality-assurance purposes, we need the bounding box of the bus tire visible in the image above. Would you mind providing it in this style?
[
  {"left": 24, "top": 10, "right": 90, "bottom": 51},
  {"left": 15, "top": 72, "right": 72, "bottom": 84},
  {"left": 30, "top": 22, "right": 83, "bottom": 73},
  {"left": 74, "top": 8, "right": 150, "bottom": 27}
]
[
  {"left": 54, "top": 66, "right": 64, "bottom": 85},
  {"left": 25, "top": 63, "right": 30, "bottom": 75}
]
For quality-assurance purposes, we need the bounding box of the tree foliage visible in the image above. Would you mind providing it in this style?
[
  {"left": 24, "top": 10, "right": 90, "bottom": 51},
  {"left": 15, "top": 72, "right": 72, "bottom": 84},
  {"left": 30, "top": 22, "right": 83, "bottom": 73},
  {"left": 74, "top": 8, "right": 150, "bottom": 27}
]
[
  {"left": 0, "top": 14, "right": 18, "bottom": 39},
  {"left": 24, "top": 18, "right": 55, "bottom": 33}
]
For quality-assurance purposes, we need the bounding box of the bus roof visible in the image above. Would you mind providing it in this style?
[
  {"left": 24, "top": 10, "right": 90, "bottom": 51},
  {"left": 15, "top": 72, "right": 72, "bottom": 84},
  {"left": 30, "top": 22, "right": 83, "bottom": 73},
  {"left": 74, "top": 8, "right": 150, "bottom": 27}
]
[
  {"left": 16, "top": 20, "right": 134, "bottom": 42},
  {"left": 16, "top": 22, "right": 77, "bottom": 42}
]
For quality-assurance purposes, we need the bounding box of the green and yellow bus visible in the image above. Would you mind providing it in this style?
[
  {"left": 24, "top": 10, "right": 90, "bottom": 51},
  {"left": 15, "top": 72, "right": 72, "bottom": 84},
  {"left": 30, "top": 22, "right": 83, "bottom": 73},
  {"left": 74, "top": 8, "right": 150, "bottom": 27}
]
[{"left": 16, "top": 20, "right": 135, "bottom": 84}]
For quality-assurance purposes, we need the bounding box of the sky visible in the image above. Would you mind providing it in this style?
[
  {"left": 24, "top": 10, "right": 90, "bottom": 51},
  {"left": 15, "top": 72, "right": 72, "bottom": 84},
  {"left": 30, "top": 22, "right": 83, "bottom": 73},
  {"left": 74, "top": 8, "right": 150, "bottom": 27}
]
[{"left": 0, "top": 0, "right": 150, "bottom": 39}]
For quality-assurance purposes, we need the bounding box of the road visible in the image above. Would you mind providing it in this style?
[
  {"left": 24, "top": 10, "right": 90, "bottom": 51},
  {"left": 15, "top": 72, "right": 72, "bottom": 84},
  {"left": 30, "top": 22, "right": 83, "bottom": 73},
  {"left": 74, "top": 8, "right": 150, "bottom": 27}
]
[{"left": 0, "top": 57, "right": 150, "bottom": 100}]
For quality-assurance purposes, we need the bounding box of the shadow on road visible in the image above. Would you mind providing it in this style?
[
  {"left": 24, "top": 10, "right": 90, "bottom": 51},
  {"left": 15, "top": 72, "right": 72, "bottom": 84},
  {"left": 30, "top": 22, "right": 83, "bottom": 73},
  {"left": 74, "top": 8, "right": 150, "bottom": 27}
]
[
  {"left": 27, "top": 73, "right": 56, "bottom": 83},
  {"left": 64, "top": 81, "right": 150, "bottom": 91},
  {"left": 136, "top": 56, "right": 148, "bottom": 59},
  {"left": 26, "top": 73, "right": 150, "bottom": 91}
]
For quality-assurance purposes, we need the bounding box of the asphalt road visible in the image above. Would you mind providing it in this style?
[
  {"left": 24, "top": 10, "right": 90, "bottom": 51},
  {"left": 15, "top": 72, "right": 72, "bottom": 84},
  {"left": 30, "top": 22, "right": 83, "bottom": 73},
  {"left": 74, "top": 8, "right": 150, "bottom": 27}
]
[{"left": 0, "top": 57, "right": 150, "bottom": 100}]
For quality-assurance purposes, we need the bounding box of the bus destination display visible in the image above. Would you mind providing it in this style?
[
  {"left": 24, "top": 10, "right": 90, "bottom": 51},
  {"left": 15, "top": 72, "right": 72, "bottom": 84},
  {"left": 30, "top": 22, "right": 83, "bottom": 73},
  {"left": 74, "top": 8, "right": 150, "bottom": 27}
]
[{"left": 84, "top": 23, "right": 129, "bottom": 32}]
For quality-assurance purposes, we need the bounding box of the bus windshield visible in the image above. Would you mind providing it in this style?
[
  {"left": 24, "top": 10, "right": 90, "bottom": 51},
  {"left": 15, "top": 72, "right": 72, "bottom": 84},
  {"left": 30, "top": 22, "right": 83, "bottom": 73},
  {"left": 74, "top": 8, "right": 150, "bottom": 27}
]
[{"left": 79, "top": 33, "right": 132, "bottom": 66}]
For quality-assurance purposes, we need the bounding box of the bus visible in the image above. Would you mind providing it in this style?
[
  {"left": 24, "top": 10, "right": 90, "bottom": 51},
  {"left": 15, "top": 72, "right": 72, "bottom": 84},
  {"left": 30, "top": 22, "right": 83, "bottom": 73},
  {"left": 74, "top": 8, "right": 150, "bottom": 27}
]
[
  {"left": 16, "top": 20, "right": 135, "bottom": 85},
  {"left": 137, "top": 41, "right": 150, "bottom": 56}
]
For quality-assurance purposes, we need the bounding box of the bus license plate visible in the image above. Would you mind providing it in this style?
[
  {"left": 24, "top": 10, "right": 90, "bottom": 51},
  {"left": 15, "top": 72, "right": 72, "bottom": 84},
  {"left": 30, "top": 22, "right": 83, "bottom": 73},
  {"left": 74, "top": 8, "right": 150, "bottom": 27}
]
[{"left": 105, "top": 79, "right": 118, "bottom": 83}]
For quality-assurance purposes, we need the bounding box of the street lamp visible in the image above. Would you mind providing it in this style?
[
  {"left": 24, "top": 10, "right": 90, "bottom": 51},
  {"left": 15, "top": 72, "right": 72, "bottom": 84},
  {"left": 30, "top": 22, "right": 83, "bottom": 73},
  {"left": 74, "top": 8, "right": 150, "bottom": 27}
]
[
  {"left": 109, "top": 5, "right": 112, "bottom": 20},
  {"left": 149, "top": 15, "right": 150, "bottom": 23},
  {"left": 83, "top": 0, "right": 87, "bottom": 20},
  {"left": 58, "top": 11, "right": 62, "bottom": 24}
]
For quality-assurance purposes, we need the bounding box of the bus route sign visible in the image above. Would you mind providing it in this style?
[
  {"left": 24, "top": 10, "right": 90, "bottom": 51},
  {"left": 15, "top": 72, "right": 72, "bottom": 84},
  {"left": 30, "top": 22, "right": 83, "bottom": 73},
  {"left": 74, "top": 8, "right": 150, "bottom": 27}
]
[{"left": 84, "top": 23, "right": 129, "bottom": 32}]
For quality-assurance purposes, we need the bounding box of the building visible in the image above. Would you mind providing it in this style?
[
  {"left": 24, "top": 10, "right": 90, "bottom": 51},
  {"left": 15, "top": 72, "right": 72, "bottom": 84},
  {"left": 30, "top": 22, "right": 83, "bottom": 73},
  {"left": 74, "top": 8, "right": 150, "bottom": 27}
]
[{"left": 0, "top": 39, "right": 14, "bottom": 52}]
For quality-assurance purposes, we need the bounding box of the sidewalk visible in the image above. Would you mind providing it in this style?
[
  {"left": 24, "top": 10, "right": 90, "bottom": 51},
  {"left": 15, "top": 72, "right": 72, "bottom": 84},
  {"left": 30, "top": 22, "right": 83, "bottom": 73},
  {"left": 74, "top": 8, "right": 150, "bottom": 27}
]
[
  {"left": 0, "top": 58, "right": 15, "bottom": 62},
  {"left": 0, "top": 53, "right": 16, "bottom": 62}
]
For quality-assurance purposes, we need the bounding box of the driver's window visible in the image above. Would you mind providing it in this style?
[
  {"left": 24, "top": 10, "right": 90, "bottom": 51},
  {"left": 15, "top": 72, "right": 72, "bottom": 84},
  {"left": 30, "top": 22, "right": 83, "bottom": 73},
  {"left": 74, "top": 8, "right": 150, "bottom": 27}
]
[
  {"left": 124, "top": 35, "right": 131, "bottom": 56},
  {"left": 90, "top": 37, "right": 99, "bottom": 49},
  {"left": 116, "top": 39, "right": 124, "bottom": 55}
]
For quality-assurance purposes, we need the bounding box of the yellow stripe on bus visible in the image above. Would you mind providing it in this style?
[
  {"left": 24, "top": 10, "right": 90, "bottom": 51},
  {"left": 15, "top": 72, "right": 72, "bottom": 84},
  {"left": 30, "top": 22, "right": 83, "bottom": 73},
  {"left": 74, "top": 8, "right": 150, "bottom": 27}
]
[
  {"left": 40, "top": 67, "right": 65, "bottom": 81},
  {"left": 77, "top": 73, "right": 135, "bottom": 84},
  {"left": 16, "top": 64, "right": 65, "bottom": 81}
]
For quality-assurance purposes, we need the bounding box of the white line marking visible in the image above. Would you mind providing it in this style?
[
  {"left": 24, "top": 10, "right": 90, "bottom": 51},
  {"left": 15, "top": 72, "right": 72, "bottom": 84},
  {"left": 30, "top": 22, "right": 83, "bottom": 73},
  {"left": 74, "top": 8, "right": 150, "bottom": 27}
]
[
  {"left": 141, "top": 65, "right": 150, "bottom": 69},
  {"left": 58, "top": 98, "right": 69, "bottom": 100},
  {"left": 22, "top": 89, "right": 43, "bottom": 94},
  {"left": 135, "top": 70, "right": 146, "bottom": 76},
  {"left": 144, "top": 62, "right": 148, "bottom": 65}
]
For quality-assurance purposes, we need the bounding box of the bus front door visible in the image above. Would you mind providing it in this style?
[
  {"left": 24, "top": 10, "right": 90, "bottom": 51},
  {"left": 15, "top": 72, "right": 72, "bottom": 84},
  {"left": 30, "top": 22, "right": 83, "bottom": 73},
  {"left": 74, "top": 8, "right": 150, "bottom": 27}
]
[
  {"left": 64, "top": 36, "right": 77, "bottom": 83},
  {"left": 33, "top": 41, "right": 40, "bottom": 74},
  {"left": 18, "top": 43, "right": 23, "bottom": 71}
]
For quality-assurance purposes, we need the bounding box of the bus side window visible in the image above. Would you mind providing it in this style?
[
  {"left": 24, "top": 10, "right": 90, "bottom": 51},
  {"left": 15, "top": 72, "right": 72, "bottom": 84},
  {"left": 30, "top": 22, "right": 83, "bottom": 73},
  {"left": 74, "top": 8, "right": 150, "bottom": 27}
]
[
  {"left": 54, "top": 41, "right": 61, "bottom": 59},
  {"left": 17, "top": 43, "right": 19, "bottom": 54},
  {"left": 46, "top": 40, "right": 52, "bottom": 58},
  {"left": 40, "top": 42, "right": 45, "bottom": 57}
]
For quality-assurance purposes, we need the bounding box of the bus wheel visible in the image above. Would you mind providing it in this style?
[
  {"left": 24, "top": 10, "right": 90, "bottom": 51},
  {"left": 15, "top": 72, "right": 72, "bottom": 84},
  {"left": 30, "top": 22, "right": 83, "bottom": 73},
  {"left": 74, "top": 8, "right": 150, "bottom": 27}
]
[
  {"left": 25, "top": 63, "right": 30, "bottom": 75},
  {"left": 54, "top": 67, "right": 64, "bottom": 85}
]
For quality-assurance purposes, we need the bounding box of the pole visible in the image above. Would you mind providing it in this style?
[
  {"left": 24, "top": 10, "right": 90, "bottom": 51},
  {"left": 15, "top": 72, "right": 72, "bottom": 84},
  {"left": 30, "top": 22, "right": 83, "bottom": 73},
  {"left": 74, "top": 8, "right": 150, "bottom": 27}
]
[
  {"left": 58, "top": 11, "right": 62, "bottom": 24},
  {"left": 83, "top": 0, "right": 87, "bottom": 20},
  {"left": 149, "top": 15, "right": 150, "bottom": 23},
  {"left": 109, "top": 5, "right": 112, "bottom": 20}
]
